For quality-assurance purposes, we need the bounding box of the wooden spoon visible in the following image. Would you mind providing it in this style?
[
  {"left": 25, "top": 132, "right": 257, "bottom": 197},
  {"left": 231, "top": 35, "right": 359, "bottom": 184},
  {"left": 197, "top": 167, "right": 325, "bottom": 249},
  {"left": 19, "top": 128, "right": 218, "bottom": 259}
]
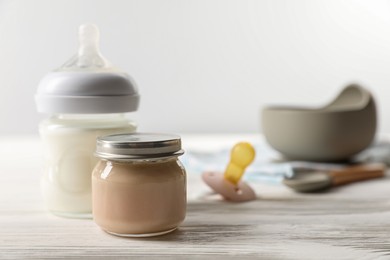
[{"left": 283, "top": 163, "right": 385, "bottom": 192}]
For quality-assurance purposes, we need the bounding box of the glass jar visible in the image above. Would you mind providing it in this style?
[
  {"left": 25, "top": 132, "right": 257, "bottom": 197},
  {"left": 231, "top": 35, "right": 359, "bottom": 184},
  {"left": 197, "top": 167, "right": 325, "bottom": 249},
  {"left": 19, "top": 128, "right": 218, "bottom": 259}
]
[{"left": 92, "top": 133, "right": 186, "bottom": 237}]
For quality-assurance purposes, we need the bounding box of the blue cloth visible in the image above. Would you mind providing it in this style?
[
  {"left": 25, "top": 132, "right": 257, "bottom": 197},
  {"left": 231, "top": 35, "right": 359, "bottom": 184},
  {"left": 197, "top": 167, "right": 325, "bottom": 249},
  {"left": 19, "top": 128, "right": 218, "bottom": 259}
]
[{"left": 181, "top": 139, "right": 390, "bottom": 185}]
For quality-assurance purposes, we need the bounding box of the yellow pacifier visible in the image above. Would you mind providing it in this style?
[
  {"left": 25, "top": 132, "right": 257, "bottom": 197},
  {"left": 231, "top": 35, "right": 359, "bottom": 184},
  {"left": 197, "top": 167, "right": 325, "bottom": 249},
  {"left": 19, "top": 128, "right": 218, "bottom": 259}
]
[{"left": 202, "top": 142, "right": 256, "bottom": 202}]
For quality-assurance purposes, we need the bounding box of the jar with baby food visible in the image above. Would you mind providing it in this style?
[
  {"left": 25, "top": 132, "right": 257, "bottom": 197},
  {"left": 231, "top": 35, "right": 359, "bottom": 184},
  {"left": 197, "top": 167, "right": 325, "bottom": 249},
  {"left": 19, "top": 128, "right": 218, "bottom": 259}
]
[
  {"left": 92, "top": 133, "right": 187, "bottom": 237},
  {"left": 35, "top": 24, "right": 140, "bottom": 218}
]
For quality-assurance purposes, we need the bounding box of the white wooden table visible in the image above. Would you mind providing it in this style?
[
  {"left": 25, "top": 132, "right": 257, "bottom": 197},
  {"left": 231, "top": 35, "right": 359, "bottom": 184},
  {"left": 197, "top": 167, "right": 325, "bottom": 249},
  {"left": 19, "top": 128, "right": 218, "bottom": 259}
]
[{"left": 1, "top": 134, "right": 390, "bottom": 259}]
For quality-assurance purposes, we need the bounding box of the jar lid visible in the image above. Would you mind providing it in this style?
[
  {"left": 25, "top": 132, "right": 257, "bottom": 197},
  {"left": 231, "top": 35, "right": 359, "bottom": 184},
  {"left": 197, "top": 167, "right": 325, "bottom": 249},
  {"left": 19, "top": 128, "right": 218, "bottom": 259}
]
[
  {"left": 35, "top": 24, "right": 140, "bottom": 114},
  {"left": 95, "top": 133, "right": 184, "bottom": 160}
]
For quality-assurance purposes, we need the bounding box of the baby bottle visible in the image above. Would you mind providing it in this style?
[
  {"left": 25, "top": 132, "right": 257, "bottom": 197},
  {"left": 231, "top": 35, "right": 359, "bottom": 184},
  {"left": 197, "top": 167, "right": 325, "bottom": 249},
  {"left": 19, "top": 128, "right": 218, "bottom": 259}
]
[{"left": 35, "top": 24, "right": 140, "bottom": 218}]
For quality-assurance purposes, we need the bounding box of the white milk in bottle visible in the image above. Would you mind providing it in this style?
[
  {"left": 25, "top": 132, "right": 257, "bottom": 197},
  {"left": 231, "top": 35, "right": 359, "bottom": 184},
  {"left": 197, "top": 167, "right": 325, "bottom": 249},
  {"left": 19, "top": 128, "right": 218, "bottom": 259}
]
[{"left": 35, "top": 24, "right": 140, "bottom": 218}]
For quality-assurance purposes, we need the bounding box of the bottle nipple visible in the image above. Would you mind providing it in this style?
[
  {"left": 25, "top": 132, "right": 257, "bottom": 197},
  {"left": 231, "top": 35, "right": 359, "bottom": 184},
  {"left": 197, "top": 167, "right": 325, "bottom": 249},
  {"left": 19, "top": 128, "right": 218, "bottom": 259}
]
[
  {"left": 224, "top": 142, "right": 256, "bottom": 185},
  {"left": 59, "top": 24, "right": 111, "bottom": 70}
]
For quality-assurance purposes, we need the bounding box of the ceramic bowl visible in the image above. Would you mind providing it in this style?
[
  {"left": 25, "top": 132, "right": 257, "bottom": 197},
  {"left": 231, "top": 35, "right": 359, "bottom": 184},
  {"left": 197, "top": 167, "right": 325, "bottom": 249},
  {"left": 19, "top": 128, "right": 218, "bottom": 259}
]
[{"left": 261, "top": 84, "right": 377, "bottom": 162}]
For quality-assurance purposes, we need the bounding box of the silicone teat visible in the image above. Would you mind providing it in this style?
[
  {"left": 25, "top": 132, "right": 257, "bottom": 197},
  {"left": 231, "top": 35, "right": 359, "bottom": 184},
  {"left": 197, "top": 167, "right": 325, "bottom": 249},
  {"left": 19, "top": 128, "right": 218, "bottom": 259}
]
[
  {"left": 201, "top": 142, "right": 257, "bottom": 202},
  {"left": 59, "top": 24, "right": 111, "bottom": 70},
  {"left": 224, "top": 142, "right": 256, "bottom": 185}
]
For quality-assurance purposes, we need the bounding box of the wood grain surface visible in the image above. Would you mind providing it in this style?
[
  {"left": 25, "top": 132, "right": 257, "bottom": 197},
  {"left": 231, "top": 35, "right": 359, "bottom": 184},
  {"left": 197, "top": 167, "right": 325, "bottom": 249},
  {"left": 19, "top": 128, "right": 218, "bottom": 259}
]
[{"left": 1, "top": 135, "right": 390, "bottom": 259}]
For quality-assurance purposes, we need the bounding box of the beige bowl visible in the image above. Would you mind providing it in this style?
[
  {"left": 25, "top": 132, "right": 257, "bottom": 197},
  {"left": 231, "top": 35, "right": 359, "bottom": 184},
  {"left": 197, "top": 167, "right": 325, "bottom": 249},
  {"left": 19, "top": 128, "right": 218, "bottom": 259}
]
[{"left": 261, "top": 84, "right": 377, "bottom": 162}]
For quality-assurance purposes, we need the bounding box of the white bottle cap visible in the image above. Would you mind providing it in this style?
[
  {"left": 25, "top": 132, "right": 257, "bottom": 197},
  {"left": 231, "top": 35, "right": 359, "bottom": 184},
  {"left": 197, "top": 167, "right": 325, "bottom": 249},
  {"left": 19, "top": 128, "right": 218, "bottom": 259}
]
[{"left": 35, "top": 24, "right": 140, "bottom": 114}]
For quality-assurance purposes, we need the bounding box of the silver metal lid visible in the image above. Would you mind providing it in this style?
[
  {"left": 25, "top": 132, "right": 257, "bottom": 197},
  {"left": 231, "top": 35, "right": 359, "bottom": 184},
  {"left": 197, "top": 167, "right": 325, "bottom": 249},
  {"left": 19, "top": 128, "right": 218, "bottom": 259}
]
[{"left": 95, "top": 133, "right": 184, "bottom": 160}]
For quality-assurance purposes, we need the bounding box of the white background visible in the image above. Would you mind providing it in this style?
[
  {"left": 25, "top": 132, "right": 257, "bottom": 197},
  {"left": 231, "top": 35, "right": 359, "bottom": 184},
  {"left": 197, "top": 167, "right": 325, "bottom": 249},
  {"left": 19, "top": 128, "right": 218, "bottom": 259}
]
[{"left": 1, "top": 0, "right": 390, "bottom": 134}]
